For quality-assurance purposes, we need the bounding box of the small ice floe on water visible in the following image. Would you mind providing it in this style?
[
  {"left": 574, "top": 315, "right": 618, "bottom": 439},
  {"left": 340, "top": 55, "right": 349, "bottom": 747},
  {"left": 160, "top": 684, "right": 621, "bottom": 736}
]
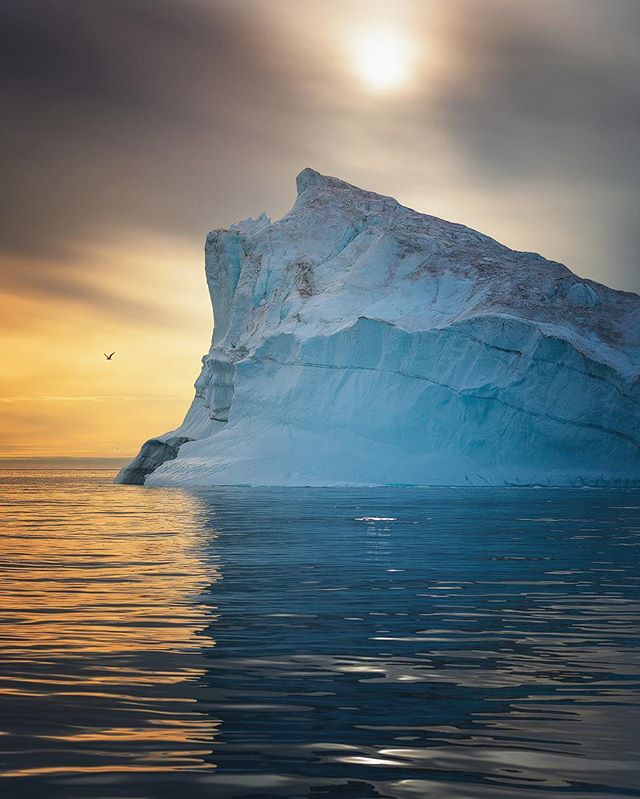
[{"left": 355, "top": 516, "right": 397, "bottom": 522}]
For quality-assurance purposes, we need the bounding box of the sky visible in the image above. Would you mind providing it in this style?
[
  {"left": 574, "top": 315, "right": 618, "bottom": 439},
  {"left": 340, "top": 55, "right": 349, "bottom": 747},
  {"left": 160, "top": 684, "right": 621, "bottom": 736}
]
[{"left": 1, "top": 0, "right": 639, "bottom": 457}]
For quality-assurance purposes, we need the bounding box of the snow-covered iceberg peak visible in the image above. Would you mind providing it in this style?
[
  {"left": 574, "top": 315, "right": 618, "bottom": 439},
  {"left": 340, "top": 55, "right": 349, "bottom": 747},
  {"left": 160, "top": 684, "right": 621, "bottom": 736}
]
[{"left": 116, "top": 168, "right": 640, "bottom": 487}]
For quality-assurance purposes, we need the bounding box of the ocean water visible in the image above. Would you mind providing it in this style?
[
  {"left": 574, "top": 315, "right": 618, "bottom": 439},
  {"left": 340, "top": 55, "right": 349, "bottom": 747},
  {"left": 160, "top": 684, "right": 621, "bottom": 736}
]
[{"left": 0, "top": 471, "right": 639, "bottom": 799}]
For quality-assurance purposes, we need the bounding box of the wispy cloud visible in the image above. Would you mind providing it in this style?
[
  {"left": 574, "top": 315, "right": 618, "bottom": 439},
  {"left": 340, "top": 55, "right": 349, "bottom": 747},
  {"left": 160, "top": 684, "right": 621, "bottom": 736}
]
[{"left": 0, "top": 395, "right": 175, "bottom": 403}]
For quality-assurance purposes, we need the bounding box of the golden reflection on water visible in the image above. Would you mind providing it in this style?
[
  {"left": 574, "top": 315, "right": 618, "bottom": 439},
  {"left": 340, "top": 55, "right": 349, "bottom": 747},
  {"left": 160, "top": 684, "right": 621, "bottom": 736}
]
[
  {"left": 0, "top": 470, "right": 219, "bottom": 777},
  {"left": 3, "top": 477, "right": 640, "bottom": 796}
]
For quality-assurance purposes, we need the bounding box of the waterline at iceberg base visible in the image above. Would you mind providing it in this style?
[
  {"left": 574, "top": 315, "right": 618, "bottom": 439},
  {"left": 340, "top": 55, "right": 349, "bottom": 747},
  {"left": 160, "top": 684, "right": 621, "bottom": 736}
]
[{"left": 117, "top": 169, "right": 640, "bottom": 487}]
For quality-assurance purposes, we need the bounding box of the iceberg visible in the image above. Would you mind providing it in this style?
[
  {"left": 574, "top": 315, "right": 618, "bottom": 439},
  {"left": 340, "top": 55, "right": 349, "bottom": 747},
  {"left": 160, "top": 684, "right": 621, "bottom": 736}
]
[{"left": 117, "top": 169, "right": 640, "bottom": 487}]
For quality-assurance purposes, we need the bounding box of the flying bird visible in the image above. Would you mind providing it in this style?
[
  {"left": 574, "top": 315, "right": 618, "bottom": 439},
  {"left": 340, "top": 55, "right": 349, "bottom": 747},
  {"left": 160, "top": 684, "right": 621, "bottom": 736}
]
[{"left": 104, "top": 352, "right": 115, "bottom": 360}]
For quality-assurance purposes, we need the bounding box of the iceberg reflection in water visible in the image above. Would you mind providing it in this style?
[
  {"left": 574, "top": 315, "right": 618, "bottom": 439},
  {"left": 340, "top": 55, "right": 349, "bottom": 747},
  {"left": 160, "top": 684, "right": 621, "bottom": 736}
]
[{"left": 1, "top": 471, "right": 639, "bottom": 798}]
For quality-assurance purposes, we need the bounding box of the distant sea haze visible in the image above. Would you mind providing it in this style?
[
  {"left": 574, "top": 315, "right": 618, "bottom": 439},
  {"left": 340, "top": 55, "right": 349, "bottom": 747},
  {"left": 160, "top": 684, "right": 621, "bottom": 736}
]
[{"left": 0, "top": 457, "right": 132, "bottom": 470}]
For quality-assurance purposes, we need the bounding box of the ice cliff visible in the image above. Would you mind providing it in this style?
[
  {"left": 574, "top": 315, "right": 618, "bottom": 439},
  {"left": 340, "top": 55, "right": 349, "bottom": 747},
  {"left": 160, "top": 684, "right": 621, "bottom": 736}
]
[{"left": 117, "top": 168, "right": 640, "bottom": 486}]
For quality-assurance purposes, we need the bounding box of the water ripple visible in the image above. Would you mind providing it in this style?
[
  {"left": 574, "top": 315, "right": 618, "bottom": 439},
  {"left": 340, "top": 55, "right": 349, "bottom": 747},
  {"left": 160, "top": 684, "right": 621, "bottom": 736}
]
[{"left": 0, "top": 473, "right": 639, "bottom": 797}]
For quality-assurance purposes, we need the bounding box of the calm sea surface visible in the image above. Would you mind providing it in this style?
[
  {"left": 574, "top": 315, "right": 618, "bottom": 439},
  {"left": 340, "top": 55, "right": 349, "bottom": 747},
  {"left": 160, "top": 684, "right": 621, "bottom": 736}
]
[{"left": 0, "top": 470, "right": 639, "bottom": 799}]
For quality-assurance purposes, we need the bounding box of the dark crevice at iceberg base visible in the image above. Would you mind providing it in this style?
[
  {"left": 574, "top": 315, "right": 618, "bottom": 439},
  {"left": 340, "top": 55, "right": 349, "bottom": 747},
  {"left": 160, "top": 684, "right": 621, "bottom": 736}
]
[
  {"left": 117, "top": 436, "right": 192, "bottom": 485},
  {"left": 116, "top": 168, "right": 640, "bottom": 487}
]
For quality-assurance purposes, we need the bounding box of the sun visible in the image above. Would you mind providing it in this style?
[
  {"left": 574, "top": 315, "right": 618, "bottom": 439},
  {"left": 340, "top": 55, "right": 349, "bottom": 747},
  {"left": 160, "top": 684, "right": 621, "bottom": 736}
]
[{"left": 354, "top": 30, "right": 411, "bottom": 92}]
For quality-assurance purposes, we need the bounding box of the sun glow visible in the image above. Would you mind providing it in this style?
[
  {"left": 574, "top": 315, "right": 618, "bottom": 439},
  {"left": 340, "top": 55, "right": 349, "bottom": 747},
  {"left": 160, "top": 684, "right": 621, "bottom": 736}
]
[{"left": 354, "top": 30, "right": 412, "bottom": 92}]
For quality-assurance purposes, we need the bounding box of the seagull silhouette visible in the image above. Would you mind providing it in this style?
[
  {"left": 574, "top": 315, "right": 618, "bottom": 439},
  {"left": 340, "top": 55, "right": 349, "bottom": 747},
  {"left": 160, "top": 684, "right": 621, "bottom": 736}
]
[{"left": 104, "top": 352, "right": 115, "bottom": 360}]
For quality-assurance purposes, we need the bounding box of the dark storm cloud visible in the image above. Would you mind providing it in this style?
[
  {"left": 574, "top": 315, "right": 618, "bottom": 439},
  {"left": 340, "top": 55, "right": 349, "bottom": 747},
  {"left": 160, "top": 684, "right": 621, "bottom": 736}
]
[
  {"left": 423, "top": 0, "right": 640, "bottom": 288},
  {"left": 433, "top": 2, "right": 640, "bottom": 183},
  {"left": 0, "top": 0, "right": 308, "bottom": 265}
]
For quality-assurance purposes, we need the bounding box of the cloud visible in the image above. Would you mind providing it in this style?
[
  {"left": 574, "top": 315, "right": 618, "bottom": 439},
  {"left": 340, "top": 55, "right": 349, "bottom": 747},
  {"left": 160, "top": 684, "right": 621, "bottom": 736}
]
[
  {"left": 423, "top": 0, "right": 640, "bottom": 289},
  {"left": 429, "top": 1, "right": 640, "bottom": 182},
  {"left": 0, "top": 0, "right": 638, "bottom": 310},
  {"left": 0, "top": 395, "right": 174, "bottom": 403},
  {"left": 0, "top": 0, "right": 308, "bottom": 263}
]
